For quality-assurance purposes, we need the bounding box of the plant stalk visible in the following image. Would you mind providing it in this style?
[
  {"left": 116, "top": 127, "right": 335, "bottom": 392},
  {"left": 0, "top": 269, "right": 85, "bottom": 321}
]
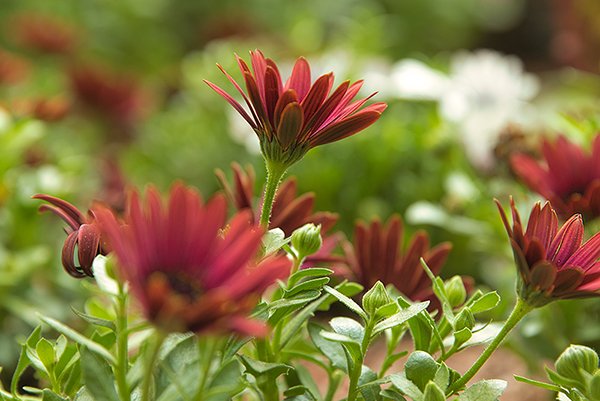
[
  {"left": 115, "top": 293, "right": 131, "bottom": 401},
  {"left": 447, "top": 297, "right": 533, "bottom": 393},
  {"left": 259, "top": 160, "right": 287, "bottom": 228},
  {"left": 141, "top": 331, "right": 166, "bottom": 401}
]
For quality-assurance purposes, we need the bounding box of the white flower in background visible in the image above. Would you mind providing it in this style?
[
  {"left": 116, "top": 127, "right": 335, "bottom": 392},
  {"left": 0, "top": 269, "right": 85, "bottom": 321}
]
[{"left": 385, "top": 50, "right": 539, "bottom": 170}]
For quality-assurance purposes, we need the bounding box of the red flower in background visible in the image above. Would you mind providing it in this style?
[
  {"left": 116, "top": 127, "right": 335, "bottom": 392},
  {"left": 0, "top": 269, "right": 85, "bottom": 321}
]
[
  {"left": 340, "top": 215, "right": 453, "bottom": 304},
  {"left": 95, "top": 183, "right": 290, "bottom": 336},
  {"left": 12, "top": 13, "right": 77, "bottom": 55},
  {"left": 496, "top": 198, "right": 600, "bottom": 306},
  {"left": 511, "top": 135, "right": 600, "bottom": 221},
  {"left": 215, "top": 162, "right": 338, "bottom": 236},
  {"left": 206, "top": 50, "right": 386, "bottom": 166},
  {"left": 68, "top": 64, "right": 146, "bottom": 140},
  {"left": 33, "top": 194, "right": 106, "bottom": 278}
]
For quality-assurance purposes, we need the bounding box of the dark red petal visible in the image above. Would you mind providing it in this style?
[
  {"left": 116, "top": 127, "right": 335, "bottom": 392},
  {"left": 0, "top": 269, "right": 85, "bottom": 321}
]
[
  {"left": 564, "top": 231, "right": 600, "bottom": 270},
  {"left": 510, "top": 154, "right": 552, "bottom": 199},
  {"left": 547, "top": 214, "right": 584, "bottom": 266},
  {"left": 250, "top": 49, "right": 267, "bottom": 104},
  {"left": 276, "top": 102, "right": 303, "bottom": 149},
  {"left": 77, "top": 223, "right": 101, "bottom": 276},
  {"left": 273, "top": 89, "right": 298, "bottom": 128},
  {"left": 264, "top": 65, "right": 281, "bottom": 127},
  {"left": 62, "top": 231, "right": 86, "bottom": 278},
  {"left": 242, "top": 71, "right": 270, "bottom": 135},
  {"left": 33, "top": 193, "right": 85, "bottom": 229},
  {"left": 204, "top": 80, "right": 257, "bottom": 129},
  {"left": 308, "top": 109, "right": 383, "bottom": 148},
  {"left": 300, "top": 80, "right": 350, "bottom": 143},
  {"left": 216, "top": 63, "right": 260, "bottom": 124},
  {"left": 553, "top": 267, "right": 584, "bottom": 296},
  {"left": 284, "top": 57, "right": 311, "bottom": 101},
  {"left": 301, "top": 73, "right": 333, "bottom": 122},
  {"left": 529, "top": 262, "right": 556, "bottom": 291},
  {"left": 270, "top": 192, "right": 314, "bottom": 234}
]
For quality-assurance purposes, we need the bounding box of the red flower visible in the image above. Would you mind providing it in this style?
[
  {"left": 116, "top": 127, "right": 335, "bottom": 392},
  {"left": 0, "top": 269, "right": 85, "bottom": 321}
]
[
  {"left": 94, "top": 183, "right": 290, "bottom": 336},
  {"left": 33, "top": 194, "right": 106, "bottom": 278},
  {"left": 205, "top": 50, "right": 387, "bottom": 166},
  {"left": 215, "top": 162, "right": 338, "bottom": 236},
  {"left": 68, "top": 64, "right": 146, "bottom": 139},
  {"left": 511, "top": 135, "right": 600, "bottom": 220},
  {"left": 12, "top": 14, "right": 77, "bottom": 54},
  {"left": 496, "top": 198, "right": 600, "bottom": 306},
  {"left": 340, "top": 215, "right": 453, "bottom": 303}
]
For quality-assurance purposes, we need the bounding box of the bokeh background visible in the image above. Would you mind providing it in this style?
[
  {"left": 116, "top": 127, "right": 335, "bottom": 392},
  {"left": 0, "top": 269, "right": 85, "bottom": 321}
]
[{"left": 1, "top": 0, "right": 600, "bottom": 392}]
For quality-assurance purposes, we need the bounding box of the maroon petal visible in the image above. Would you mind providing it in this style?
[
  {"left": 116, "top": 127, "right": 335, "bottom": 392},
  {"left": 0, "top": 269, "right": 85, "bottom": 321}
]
[
  {"left": 204, "top": 80, "right": 257, "bottom": 129},
  {"left": 301, "top": 73, "right": 333, "bottom": 122},
  {"left": 529, "top": 262, "right": 556, "bottom": 291},
  {"left": 276, "top": 102, "right": 304, "bottom": 149},
  {"left": 273, "top": 89, "right": 299, "bottom": 128},
  {"left": 299, "top": 80, "right": 350, "bottom": 143},
  {"left": 547, "top": 214, "right": 584, "bottom": 266},
  {"left": 308, "top": 108, "right": 384, "bottom": 147},
  {"left": 62, "top": 231, "right": 86, "bottom": 278},
  {"left": 77, "top": 223, "right": 101, "bottom": 276},
  {"left": 564, "top": 231, "right": 600, "bottom": 270},
  {"left": 284, "top": 57, "right": 311, "bottom": 101},
  {"left": 33, "top": 193, "right": 86, "bottom": 230},
  {"left": 264, "top": 65, "right": 281, "bottom": 127},
  {"left": 553, "top": 267, "right": 584, "bottom": 296}
]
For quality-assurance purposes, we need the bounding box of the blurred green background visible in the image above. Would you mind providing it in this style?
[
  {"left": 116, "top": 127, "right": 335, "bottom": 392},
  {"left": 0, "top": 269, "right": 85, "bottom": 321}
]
[{"left": 1, "top": 0, "right": 600, "bottom": 387}]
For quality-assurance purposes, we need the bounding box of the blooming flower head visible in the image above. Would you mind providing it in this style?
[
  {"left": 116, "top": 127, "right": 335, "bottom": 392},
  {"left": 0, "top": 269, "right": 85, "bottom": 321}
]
[
  {"left": 33, "top": 194, "right": 106, "bottom": 278},
  {"left": 215, "top": 162, "right": 338, "bottom": 236},
  {"left": 340, "top": 215, "right": 452, "bottom": 304},
  {"left": 205, "top": 50, "right": 387, "bottom": 167},
  {"left": 496, "top": 198, "right": 600, "bottom": 307},
  {"left": 94, "top": 183, "right": 290, "bottom": 336},
  {"left": 511, "top": 134, "right": 600, "bottom": 221}
]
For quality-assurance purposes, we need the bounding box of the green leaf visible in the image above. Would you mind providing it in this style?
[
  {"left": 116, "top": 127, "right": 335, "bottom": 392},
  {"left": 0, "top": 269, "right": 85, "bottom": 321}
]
[
  {"left": 380, "top": 389, "right": 407, "bottom": 400},
  {"left": 433, "top": 363, "right": 450, "bottom": 392},
  {"left": 469, "top": 292, "right": 500, "bottom": 314},
  {"left": 11, "top": 326, "right": 42, "bottom": 394},
  {"left": 390, "top": 373, "right": 423, "bottom": 401},
  {"left": 263, "top": 228, "right": 290, "bottom": 255},
  {"left": 319, "top": 331, "right": 362, "bottom": 368},
  {"left": 317, "top": 281, "right": 363, "bottom": 311},
  {"left": 308, "top": 323, "right": 347, "bottom": 371},
  {"left": 239, "top": 355, "right": 291, "bottom": 378},
  {"left": 453, "top": 328, "right": 472, "bottom": 347},
  {"left": 36, "top": 339, "right": 55, "bottom": 374},
  {"left": 513, "top": 375, "right": 561, "bottom": 392},
  {"left": 285, "top": 277, "right": 330, "bottom": 297},
  {"left": 288, "top": 268, "right": 333, "bottom": 285},
  {"left": 280, "top": 293, "right": 330, "bottom": 348},
  {"left": 456, "top": 379, "right": 507, "bottom": 401},
  {"left": 330, "top": 317, "right": 365, "bottom": 342},
  {"left": 323, "top": 286, "right": 367, "bottom": 320},
  {"left": 283, "top": 385, "right": 317, "bottom": 401},
  {"left": 359, "top": 366, "right": 381, "bottom": 401},
  {"left": 73, "top": 387, "right": 94, "bottom": 401},
  {"left": 293, "top": 364, "right": 321, "bottom": 400},
  {"left": 268, "top": 290, "right": 322, "bottom": 324},
  {"left": 373, "top": 302, "right": 430, "bottom": 336},
  {"left": 39, "top": 315, "right": 115, "bottom": 364},
  {"left": 42, "top": 390, "right": 68, "bottom": 401},
  {"left": 80, "top": 348, "right": 119, "bottom": 401},
  {"left": 71, "top": 308, "right": 116, "bottom": 331},
  {"left": 205, "top": 358, "right": 244, "bottom": 401}
]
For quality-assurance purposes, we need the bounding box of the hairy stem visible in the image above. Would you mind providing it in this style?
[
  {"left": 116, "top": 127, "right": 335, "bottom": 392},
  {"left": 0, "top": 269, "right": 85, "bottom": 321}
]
[
  {"left": 115, "top": 292, "right": 131, "bottom": 401},
  {"left": 141, "top": 331, "right": 166, "bottom": 401},
  {"left": 259, "top": 160, "right": 287, "bottom": 228},
  {"left": 447, "top": 297, "right": 533, "bottom": 393}
]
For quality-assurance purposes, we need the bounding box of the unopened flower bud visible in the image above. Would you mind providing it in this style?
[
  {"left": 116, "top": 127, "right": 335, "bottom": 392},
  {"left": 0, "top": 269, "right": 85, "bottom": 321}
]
[
  {"left": 423, "top": 381, "right": 445, "bottom": 401},
  {"left": 444, "top": 275, "right": 467, "bottom": 307},
  {"left": 291, "top": 223, "right": 322, "bottom": 258},
  {"left": 455, "top": 308, "right": 475, "bottom": 332},
  {"left": 555, "top": 345, "right": 599, "bottom": 382},
  {"left": 362, "top": 281, "right": 391, "bottom": 316},
  {"left": 405, "top": 351, "right": 439, "bottom": 391}
]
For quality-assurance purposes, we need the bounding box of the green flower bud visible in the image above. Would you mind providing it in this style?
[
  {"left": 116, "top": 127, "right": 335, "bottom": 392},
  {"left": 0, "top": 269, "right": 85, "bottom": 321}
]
[
  {"left": 291, "top": 223, "right": 322, "bottom": 258},
  {"left": 423, "top": 381, "right": 445, "bottom": 401},
  {"left": 454, "top": 308, "right": 475, "bottom": 332},
  {"left": 444, "top": 275, "right": 467, "bottom": 307},
  {"left": 405, "top": 351, "right": 439, "bottom": 391},
  {"left": 362, "top": 281, "right": 392, "bottom": 317},
  {"left": 555, "top": 345, "right": 599, "bottom": 382}
]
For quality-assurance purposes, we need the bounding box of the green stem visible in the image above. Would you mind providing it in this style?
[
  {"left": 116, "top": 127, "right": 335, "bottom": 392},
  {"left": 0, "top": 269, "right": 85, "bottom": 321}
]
[
  {"left": 255, "top": 339, "right": 279, "bottom": 401},
  {"left": 447, "top": 297, "right": 533, "bottom": 394},
  {"left": 324, "top": 371, "right": 343, "bottom": 401},
  {"left": 347, "top": 321, "right": 375, "bottom": 401},
  {"left": 259, "top": 160, "right": 287, "bottom": 228},
  {"left": 115, "top": 293, "right": 131, "bottom": 401},
  {"left": 193, "top": 337, "right": 219, "bottom": 401},
  {"left": 141, "top": 331, "right": 166, "bottom": 401}
]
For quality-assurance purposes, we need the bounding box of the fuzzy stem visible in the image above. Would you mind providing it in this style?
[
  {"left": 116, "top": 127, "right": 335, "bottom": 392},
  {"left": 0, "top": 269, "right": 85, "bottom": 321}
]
[
  {"left": 259, "top": 160, "right": 287, "bottom": 228},
  {"left": 447, "top": 297, "right": 533, "bottom": 394}
]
